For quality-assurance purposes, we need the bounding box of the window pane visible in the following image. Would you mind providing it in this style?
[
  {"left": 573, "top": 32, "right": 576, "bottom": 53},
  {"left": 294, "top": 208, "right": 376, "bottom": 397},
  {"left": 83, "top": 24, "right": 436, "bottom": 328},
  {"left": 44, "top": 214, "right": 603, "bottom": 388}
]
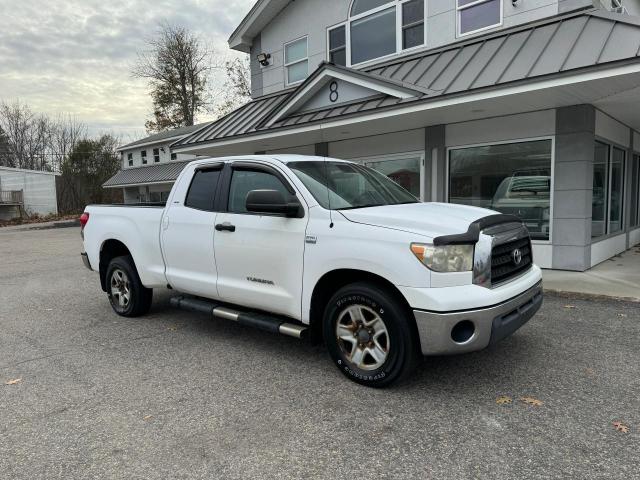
[
  {"left": 632, "top": 154, "right": 640, "bottom": 227},
  {"left": 330, "top": 48, "right": 347, "bottom": 66},
  {"left": 592, "top": 142, "right": 609, "bottom": 238},
  {"left": 403, "top": 24, "right": 424, "bottom": 49},
  {"left": 351, "top": 7, "right": 396, "bottom": 64},
  {"left": 351, "top": 0, "right": 393, "bottom": 16},
  {"left": 287, "top": 60, "right": 308, "bottom": 84},
  {"left": 185, "top": 169, "right": 221, "bottom": 211},
  {"left": 459, "top": 0, "right": 501, "bottom": 34},
  {"left": 329, "top": 26, "right": 346, "bottom": 49},
  {"left": 609, "top": 147, "right": 625, "bottom": 234},
  {"left": 285, "top": 38, "right": 307, "bottom": 64},
  {"left": 228, "top": 170, "right": 290, "bottom": 214},
  {"left": 402, "top": 0, "right": 424, "bottom": 25},
  {"left": 365, "top": 157, "right": 421, "bottom": 198},
  {"left": 449, "top": 140, "right": 552, "bottom": 240}
]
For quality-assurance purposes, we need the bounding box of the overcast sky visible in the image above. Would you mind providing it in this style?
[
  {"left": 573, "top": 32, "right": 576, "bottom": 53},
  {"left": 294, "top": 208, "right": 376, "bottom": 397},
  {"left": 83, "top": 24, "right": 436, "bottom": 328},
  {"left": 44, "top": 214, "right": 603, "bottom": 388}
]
[{"left": 0, "top": 0, "right": 254, "bottom": 140}]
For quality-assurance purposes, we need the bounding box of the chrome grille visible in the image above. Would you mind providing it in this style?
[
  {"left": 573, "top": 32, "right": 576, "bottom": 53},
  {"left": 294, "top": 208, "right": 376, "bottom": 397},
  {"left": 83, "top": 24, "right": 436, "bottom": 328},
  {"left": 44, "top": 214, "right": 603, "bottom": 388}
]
[{"left": 491, "top": 236, "right": 533, "bottom": 285}]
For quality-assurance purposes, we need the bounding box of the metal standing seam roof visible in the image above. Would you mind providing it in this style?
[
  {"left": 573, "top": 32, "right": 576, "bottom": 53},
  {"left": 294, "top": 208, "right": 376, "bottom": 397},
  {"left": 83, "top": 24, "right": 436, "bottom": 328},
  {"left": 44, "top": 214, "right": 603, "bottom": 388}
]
[
  {"left": 103, "top": 160, "right": 192, "bottom": 187},
  {"left": 117, "top": 122, "right": 212, "bottom": 150},
  {"left": 173, "top": 9, "right": 640, "bottom": 150}
]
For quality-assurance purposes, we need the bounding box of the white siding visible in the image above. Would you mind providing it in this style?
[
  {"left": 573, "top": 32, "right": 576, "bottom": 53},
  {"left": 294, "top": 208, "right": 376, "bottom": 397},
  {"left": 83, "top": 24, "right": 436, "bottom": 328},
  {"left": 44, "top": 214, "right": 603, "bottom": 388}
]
[
  {"left": 595, "top": 110, "right": 630, "bottom": 147},
  {"left": 121, "top": 141, "right": 196, "bottom": 169},
  {"left": 445, "top": 110, "right": 556, "bottom": 147},
  {"left": 0, "top": 167, "right": 58, "bottom": 217},
  {"left": 329, "top": 129, "right": 425, "bottom": 158},
  {"left": 251, "top": 0, "right": 568, "bottom": 96},
  {"left": 591, "top": 233, "right": 627, "bottom": 267}
]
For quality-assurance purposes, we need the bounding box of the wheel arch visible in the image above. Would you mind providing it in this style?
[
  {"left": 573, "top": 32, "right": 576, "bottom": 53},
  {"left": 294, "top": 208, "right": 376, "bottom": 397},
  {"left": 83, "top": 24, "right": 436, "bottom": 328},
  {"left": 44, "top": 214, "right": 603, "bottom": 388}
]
[
  {"left": 308, "top": 269, "right": 416, "bottom": 343},
  {"left": 99, "top": 239, "right": 132, "bottom": 292}
]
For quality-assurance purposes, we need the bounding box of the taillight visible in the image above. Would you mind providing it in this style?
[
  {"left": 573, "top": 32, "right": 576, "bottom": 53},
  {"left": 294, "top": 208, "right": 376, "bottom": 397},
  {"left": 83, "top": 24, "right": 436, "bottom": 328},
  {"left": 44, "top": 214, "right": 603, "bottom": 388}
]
[{"left": 80, "top": 212, "right": 90, "bottom": 230}]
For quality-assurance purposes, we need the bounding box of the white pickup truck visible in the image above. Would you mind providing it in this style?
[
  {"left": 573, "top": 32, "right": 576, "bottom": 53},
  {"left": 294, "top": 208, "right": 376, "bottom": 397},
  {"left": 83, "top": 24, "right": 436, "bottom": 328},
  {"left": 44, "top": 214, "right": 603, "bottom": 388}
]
[{"left": 81, "top": 155, "right": 542, "bottom": 387}]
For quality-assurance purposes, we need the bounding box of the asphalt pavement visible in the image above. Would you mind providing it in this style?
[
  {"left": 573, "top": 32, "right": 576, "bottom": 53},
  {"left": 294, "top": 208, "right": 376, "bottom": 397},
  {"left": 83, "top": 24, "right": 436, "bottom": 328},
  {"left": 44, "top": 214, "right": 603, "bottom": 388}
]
[{"left": 0, "top": 227, "right": 638, "bottom": 479}]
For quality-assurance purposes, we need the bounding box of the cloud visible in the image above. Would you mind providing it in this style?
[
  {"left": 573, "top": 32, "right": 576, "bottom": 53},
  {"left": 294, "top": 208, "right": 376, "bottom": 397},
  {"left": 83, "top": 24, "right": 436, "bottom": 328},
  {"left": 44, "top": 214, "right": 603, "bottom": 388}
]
[{"left": 0, "top": 0, "right": 254, "bottom": 139}]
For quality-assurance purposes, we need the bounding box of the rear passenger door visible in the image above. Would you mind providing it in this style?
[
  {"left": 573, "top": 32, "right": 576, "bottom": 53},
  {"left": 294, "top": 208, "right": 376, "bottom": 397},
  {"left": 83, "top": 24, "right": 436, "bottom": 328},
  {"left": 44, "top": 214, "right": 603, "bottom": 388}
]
[{"left": 161, "top": 164, "right": 223, "bottom": 299}]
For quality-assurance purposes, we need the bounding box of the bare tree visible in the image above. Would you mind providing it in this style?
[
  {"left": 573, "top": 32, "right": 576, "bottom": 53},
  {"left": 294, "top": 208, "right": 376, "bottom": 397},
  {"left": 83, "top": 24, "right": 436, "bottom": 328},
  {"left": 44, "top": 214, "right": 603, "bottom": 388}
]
[
  {"left": 0, "top": 101, "right": 89, "bottom": 172},
  {"left": 211, "top": 56, "right": 252, "bottom": 119},
  {"left": 133, "top": 23, "right": 212, "bottom": 133},
  {"left": 0, "top": 101, "right": 51, "bottom": 170},
  {"left": 50, "top": 114, "right": 87, "bottom": 172}
]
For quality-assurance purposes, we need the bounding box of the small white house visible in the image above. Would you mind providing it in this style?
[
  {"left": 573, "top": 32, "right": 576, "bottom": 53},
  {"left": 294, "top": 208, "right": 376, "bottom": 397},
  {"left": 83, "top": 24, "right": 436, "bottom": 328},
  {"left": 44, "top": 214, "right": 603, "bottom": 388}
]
[
  {"left": 0, "top": 166, "right": 58, "bottom": 220},
  {"left": 104, "top": 124, "right": 208, "bottom": 203}
]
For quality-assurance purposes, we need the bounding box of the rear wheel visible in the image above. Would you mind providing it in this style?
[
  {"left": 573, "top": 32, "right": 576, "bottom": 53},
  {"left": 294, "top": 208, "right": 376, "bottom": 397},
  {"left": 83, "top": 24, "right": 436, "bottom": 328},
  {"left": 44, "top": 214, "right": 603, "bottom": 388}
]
[
  {"left": 106, "top": 255, "right": 152, "bottom": 317},
  {"left": 323, "top": 282, "right": 419, "bottom": 387}
]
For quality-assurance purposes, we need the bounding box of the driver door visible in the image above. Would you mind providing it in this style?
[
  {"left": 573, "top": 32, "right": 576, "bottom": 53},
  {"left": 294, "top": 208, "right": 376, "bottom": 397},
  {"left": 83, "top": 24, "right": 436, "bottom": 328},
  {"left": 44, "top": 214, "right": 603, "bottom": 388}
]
[{"left": 214, "top": 162, "right": 308, "bottom": 319}]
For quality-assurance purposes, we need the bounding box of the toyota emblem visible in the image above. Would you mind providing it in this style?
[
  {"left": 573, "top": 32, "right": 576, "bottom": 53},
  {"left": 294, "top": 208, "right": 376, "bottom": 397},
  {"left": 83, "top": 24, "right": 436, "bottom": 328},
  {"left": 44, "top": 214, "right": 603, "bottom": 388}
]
[{"left": 512, "top": 248, "right": 523, "bottom": 265}]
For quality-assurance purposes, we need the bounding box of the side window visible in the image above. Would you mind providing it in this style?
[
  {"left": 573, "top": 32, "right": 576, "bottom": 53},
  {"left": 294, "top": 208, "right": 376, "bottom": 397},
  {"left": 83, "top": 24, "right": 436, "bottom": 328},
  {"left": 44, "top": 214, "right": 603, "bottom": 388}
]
[
  {"left": 284, "top": 37, "right": 308, "bottom": 85},
  {"left": 228, "top": 169, "right": 291, "bottom": 214},
  {"left": 185, "top": 169, "right": 221, "bottom": 211}
]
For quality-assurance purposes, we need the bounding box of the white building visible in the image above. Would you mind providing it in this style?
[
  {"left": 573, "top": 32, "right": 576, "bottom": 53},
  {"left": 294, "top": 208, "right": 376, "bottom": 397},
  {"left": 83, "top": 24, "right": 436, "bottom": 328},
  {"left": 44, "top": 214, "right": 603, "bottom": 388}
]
[
  {"left": 0, "top": 167, "right": 58, "bottom": 220},
  {"left": 104, "top": 124, "right": 208, "bottom": 203}
]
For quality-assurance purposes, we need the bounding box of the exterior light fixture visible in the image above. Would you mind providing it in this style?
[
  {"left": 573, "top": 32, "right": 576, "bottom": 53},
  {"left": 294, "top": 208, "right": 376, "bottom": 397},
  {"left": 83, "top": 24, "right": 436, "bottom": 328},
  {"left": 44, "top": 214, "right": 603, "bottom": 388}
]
[{"left": 257, "top": 53, "right": 271, "bottom": 67}]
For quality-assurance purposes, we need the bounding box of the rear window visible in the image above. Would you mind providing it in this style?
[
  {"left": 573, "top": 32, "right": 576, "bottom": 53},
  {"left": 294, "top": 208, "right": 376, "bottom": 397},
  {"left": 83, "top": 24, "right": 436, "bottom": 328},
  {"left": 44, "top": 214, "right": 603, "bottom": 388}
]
[{"left": 185, "top": 169, "right": 221, "bottom": 211}]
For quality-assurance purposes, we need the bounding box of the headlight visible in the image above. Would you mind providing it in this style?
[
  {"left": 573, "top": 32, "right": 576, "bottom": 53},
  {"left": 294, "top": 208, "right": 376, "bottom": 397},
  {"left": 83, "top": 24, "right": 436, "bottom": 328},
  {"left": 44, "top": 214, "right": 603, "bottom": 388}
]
[{"left": 410, "top": 243, "right": 474, "bottom": 272}]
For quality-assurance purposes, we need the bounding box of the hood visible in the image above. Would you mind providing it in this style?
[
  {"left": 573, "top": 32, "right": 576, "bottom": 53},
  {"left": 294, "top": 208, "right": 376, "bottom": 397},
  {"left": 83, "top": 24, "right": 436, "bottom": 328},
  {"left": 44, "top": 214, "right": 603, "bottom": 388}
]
[{"left": 339, "top": 202, "right": 498, "bottom": 240}]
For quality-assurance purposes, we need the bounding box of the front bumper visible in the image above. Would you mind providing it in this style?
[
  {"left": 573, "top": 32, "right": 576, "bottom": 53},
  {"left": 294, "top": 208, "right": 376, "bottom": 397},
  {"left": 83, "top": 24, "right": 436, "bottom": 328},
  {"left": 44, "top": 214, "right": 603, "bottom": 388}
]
[{"left": 413, "top": 281, "right": 543, "bottom": 355}]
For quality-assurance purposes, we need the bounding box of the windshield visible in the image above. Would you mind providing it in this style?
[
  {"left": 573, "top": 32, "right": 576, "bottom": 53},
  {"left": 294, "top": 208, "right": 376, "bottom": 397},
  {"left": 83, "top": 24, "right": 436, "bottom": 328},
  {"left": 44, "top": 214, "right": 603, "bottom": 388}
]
[{"left": 288, "top": 161, "right": 418, "bottom": 210}]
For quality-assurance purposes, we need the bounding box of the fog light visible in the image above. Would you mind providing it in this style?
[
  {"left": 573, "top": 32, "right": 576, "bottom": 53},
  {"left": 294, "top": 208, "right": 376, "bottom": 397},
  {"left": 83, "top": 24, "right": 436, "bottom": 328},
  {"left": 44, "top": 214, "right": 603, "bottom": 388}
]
[{"left": 451, "top": 320, "right": 475, "bottom": 344}]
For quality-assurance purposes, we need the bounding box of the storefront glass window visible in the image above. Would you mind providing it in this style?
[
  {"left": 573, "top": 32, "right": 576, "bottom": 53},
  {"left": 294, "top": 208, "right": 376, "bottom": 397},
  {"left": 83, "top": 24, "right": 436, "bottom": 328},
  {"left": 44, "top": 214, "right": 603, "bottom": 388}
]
[
  {"left": 609, "top": 147, "right": 625, "bottom": 234},
  {"left": 631, "top": 154, "right": 640, "bottom": 228},
  {"left": 592, "top": 142, "right": 626, "bottom": 238},
  {"left": 449, "top": 139, "right": 552, "bottom": 240},
  {"left": 364, "top": 156, "right": 421, "bottom": 198},
  {"left": 592, "top": 141, "right": 609, "bottom": 238}
]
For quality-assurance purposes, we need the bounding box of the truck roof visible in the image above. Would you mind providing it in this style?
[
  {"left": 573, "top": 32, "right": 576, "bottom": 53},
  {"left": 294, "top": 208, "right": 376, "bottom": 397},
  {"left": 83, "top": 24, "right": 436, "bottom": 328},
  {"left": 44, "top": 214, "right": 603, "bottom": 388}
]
[{"left": 188, "top": 154, "right": 350, "bottom": 167}]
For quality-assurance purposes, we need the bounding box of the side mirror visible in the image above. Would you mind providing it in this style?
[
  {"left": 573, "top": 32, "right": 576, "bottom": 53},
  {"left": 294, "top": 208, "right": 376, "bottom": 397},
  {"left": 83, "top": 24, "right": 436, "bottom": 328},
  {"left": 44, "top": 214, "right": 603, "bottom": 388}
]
[{"left": 245, "top": 189, "right": 302, "bottom": 218}]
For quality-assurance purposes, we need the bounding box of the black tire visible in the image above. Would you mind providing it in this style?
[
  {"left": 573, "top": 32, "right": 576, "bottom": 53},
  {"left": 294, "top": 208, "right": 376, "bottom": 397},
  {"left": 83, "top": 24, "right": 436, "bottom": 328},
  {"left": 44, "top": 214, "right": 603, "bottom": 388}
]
[
  {"left": 105, "top": 255, "right": 153, "bottom": 317},
  {"left": 323, "top": 282, "right": 419, "bottom": 388}
]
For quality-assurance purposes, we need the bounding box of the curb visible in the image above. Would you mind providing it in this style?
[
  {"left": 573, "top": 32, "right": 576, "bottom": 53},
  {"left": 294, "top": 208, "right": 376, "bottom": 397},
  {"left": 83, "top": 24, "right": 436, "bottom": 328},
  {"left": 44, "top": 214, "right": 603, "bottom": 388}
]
[
  {"left": 0, "top": 220, "right": 80, "bottom": 232},
  {"left": 544, "top": 288, "right": 640, "bottom": 303}
]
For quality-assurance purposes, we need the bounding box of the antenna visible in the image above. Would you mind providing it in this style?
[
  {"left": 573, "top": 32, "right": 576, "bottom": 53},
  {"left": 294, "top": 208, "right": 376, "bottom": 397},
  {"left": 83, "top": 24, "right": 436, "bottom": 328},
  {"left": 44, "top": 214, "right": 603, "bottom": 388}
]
[{"left": 323, "top": 155, "right": 334, "bottom": 228}]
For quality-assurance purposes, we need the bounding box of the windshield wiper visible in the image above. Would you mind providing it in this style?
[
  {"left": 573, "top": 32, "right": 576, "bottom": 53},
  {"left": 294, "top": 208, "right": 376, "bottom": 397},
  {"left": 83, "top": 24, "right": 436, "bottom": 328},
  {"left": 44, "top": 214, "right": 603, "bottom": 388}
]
[{"left": 337, "top": 203, "right": 384, "bottom": 211}]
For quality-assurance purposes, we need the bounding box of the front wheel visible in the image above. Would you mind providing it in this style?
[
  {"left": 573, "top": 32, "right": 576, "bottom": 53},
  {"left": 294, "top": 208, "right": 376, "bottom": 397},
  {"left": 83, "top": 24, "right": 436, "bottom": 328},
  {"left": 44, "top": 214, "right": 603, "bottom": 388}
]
[
  {"left": 323, "top": 282, "right": 419, "bottom": 388},
  {"left": 106, "top": 255, "right": 153, "bottom": 317}
]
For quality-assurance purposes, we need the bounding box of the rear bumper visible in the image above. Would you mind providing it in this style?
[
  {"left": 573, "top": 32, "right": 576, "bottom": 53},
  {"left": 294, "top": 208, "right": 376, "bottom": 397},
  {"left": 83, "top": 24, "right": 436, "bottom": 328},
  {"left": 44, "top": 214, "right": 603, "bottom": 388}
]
[
  {"left": 413, "top": 281, "right": 543, "bottom": 355},
  {"left": 81, "top": 252, "right": 92, "bottom": 271}
]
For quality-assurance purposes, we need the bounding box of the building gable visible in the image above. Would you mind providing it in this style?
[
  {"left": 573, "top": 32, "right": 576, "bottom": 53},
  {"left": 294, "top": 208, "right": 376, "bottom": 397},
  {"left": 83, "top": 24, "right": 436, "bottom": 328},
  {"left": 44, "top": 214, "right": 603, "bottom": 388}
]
[{"left": 264, "top": 63, "right": 426, "bottom": 127}]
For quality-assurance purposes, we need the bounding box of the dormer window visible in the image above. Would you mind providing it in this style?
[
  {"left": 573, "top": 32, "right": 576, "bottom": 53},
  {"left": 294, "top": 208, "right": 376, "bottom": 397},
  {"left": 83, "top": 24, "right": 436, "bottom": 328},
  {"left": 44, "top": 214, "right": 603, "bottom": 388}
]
[{"left": 332, "top": 1, "right": 425, "bottom": 67}]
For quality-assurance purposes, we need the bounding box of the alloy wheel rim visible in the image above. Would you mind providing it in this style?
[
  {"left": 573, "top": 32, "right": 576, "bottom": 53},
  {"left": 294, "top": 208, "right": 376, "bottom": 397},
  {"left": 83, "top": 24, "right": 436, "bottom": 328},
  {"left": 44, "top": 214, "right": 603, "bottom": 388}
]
[
  {"left": 110, "top": 269, "right": 131, "bottom": 309},
  {"left": 336, "top": 304, "right": 389, "bottom": 371}
]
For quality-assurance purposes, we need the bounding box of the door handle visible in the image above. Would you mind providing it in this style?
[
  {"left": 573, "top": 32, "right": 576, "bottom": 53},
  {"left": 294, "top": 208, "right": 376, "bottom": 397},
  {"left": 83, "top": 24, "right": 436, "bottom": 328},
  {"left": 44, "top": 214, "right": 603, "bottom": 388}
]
[{"left": 215, "top": 222, "right": 236, "bottom": 232}]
